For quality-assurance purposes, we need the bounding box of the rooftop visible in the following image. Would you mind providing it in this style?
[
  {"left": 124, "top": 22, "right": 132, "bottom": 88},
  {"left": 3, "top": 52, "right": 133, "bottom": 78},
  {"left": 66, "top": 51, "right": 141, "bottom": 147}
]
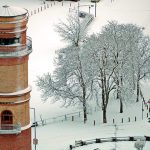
[{"left": 0, "top": 5, "right": 28, "bottom": 17}]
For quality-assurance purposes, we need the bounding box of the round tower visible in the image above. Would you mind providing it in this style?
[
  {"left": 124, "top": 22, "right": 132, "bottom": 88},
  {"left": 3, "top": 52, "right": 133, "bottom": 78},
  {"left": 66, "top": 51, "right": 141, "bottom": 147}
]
[{"left": 0, "top": 5, "right": 32, "bottom": 150}]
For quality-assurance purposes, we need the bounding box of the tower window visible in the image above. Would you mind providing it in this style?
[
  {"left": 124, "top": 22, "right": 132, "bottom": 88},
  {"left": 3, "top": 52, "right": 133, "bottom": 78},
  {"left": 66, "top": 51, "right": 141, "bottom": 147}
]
[
  {"left": 1, "top": 110, "right": 13, "bottom": 124},
  {"left": 0, "top": 38, "right": 20, "bottom": 45}
]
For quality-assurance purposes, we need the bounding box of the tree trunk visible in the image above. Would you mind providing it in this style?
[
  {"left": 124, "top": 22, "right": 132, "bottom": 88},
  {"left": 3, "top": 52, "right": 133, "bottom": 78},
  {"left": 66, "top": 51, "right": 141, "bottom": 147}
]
[
  {"left": 102, "top": 105, "right": 107, "bottom": 123},
  {"left": 136, "top": 70, "right": 141, "bottom": 102},
  {"left": 136, "top": 80, "right": 140, "bottom": 102},
  {"left": 116, "top": 89, "right": 119, "bottom": 99},
  {"left": 83, "top": 100, "right": 87, "bottom": 123},
  {"left": 116, "top": 79, "right": 119, "bottom": 99},
  {"left": 120, "top": 97, "right": 123, "bottom": 113},
  {"left": 82, "top": 84, "right": 87, "bottom": 123}
]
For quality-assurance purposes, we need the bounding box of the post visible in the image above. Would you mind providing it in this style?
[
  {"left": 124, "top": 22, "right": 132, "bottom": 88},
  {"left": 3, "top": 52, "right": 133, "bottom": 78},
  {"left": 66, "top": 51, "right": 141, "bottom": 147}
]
[
  {"left": 89, "top": 6, "right": 90, "bottom": 14},
  {"left": 128, "top": 117, "right": 130, "bottom": 122},
  {"left": 149, "top": 101, "right": 150, "bottom": 113},
  {"left": 135, "top": 116, "right": 136, "bottom": 122},
  {"left": 95, "top": 1, "right": 97, "bottom": 17},
  {"left": 65, "top": 115, "right": 67, "bottom": 120},
  {"left": 113, "top": 118, "right": 115, "bottom": 124},
  {"left": 94, "top": 120, "right": 95, "bottom": 126},
  {"left": 72, "top": 116, "right": 74, "bottom": 121},
  {"left": 31, "top": 108, "right": 37, "bottom": 150},
  {"left": 142, "top": 101, "right": 144, "bottom": 120}
]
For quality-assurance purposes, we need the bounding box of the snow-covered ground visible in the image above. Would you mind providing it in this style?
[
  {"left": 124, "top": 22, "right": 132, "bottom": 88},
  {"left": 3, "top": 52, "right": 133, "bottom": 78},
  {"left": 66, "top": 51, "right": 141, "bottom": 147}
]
[{"left": 0, "top": 0, "right": 150, "bottom": 149}]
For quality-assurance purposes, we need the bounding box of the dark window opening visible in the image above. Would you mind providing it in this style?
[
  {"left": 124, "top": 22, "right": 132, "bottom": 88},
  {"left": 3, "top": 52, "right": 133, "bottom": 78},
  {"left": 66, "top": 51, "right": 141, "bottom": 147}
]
[
  {"left": 0, "top": 38, "right": 20, "bottom": 45},
  {"left": 1, "top": 110, "right": 13, "bottom": 124}
]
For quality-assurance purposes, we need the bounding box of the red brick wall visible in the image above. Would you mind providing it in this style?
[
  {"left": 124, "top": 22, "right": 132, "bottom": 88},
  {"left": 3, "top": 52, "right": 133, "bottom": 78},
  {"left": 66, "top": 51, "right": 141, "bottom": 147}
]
[{"left": 0, "top": 127, "right": 31, "bottom": 150}]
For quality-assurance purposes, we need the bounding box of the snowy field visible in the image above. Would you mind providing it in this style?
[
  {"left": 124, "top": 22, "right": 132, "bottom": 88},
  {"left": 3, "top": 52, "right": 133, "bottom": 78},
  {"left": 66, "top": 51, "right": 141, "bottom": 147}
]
[
  {"left": 2, "top": 0, "right": 150, "bottom": 120},
  {"left": 0, "top": 0, "right": 150, "bottom": 149}
]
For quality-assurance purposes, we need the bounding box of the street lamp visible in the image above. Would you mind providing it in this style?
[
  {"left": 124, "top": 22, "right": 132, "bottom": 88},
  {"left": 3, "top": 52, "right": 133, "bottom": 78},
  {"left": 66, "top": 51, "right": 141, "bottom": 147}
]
[
  {"left": 94, "top": 1, "right": 97, "bottom": 17},
  {"left": 31, "top": 107, "right": 37, "bottom": 150}
]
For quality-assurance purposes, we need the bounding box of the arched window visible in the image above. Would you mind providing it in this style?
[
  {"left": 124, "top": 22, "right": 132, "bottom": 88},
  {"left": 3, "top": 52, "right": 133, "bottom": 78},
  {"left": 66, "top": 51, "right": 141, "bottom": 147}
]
[{"left": 1, "top": 110, "right": 13, "bottom": 125}]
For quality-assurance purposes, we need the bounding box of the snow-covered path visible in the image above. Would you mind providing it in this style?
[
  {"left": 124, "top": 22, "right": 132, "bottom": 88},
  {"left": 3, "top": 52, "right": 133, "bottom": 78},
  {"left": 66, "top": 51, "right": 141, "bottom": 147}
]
[{"left": 36, "top": 119, "right": 150, "bottom": 150}]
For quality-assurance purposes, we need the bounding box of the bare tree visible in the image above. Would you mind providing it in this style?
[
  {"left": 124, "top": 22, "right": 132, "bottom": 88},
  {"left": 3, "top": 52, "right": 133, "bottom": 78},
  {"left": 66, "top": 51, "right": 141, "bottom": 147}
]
[
  {"left": 36, "top": 14, "right": 93, "bottom": 123},
  {"left": 82, "top": 34, "right": 117, "bottom": 123},
  {"left": 133, "top": 36, "right": 150, "bottom": 102}
]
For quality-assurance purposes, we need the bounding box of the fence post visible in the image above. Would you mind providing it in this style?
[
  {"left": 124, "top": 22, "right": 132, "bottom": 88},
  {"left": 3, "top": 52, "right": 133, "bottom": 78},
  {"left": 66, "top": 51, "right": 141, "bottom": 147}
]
[
  {"left": 69, "top": 145, "right": 73, "bottom": 150},
  {"left": 121, "top": 118, "right": 123, "bottom": 123},
  {"left": 113, "top": 118, "right": 115, "bottom": 124},
  {"left": 147, "top": 113, "right": 149, "bottom": 118},
  {"left": 65, "top": 115, "right": 67, "bottom": 121},
  {"left": 40, "top": 115, "right": 44, "bottom": 126},
  {"left": 72, "top": 116, "right": 74, "bottom": 121},
  {"left": 94, "top": 120, "right": 95, "bottom": 126},
  {"left": 128, "top": 117, "right": 130, "bottom": 122},
  {"left": 41, "top": 6, "right": 42, "bottom": 11},
  {"left": 135, "top": 116, "right": 136, "bottom": 122},
  {"left": 70, "top": 3, "right": 71, "bottom": 7},
  {"left": 79, "top": 112, "right": 80, "bottom": 117}
]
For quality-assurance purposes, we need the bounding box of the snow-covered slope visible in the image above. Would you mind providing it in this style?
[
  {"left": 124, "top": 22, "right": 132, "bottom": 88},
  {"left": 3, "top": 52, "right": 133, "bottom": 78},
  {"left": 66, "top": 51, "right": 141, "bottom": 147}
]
[
  {"left": 27, "top": 0, "right": 150, "bottom": 119},
  {"left": 1, "top": 0, "right": 150, "bottom": 119},
  {"left": 0, "top": 0, "right": 150, "bottom": 149}
]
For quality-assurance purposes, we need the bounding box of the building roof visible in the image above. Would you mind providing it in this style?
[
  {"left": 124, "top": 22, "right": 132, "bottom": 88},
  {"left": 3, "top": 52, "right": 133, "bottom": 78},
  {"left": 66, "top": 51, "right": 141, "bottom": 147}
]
[{"left": 0, "top": 5, "right": 28, "bottom": 17}]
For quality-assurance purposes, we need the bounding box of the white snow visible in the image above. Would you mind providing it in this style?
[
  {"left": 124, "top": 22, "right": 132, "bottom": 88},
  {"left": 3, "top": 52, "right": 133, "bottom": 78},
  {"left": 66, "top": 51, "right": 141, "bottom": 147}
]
[{"left": 0, "top": 0, "right": 150, "bottom": 149}]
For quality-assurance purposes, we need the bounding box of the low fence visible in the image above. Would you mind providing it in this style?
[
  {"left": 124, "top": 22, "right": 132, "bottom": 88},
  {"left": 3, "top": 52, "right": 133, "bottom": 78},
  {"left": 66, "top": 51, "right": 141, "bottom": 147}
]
[
  {"left": 69, "top": 136, "right": 150, "bottom": 149},
  {"left": 111, "top": 114, "right": 149, "bottom": 124},
  {"left": 28, "top": 3, "right": 51, "bottom": 17},
  {"left": 32, "top": 111, "right": 83, "bottom": 127},
  {"left": 32, "top": 108, "right": 149, "bottom": 127},
  {"left": 28, "top": 1, "right": 75, "bottom": 17}
]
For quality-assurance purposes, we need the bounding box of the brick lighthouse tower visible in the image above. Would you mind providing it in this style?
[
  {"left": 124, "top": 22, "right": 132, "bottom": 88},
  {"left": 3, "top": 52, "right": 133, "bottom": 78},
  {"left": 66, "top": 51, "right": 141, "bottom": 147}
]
[{"left": 0, "top": 5, "right": 32, "bottom": 150}]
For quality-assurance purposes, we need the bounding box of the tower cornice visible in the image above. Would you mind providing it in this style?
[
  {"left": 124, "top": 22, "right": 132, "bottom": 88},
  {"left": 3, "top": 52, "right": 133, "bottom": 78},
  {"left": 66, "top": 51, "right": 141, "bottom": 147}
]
[{"left": 0, "top": 85, "right": 32, "bottom": 97}]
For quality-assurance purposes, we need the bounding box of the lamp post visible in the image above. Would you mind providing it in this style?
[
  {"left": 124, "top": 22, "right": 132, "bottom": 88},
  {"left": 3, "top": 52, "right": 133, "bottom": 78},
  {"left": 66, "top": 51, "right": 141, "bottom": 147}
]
[
  {"left": 31, "top": 108, "right": 37, "bottom": 150},
  {"left": 148, "top": 99, "right": 150, "bottom": 113},
  {"left": 94, "top": 1, "right": 97, "bottom": 17}
]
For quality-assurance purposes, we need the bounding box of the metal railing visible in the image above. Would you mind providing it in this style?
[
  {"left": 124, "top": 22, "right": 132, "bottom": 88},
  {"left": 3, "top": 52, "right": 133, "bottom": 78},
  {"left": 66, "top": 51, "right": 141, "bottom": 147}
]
[
  {"left": 32, "top": 111, "right": 83, "bottom": 127},
  {"left": 0, "top": 36, "right": 32, "bottom": 58},
  {"left": 69, "top": 136, "right": 150, "bottom": 149},
  {"left": 0, "top": 124, "right": 21, "bottom": 134}
]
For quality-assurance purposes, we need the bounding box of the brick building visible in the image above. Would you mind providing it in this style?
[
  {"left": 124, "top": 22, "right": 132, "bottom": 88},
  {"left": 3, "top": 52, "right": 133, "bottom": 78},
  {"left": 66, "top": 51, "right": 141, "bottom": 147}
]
[{"left": 0, "top": 5, "right": 32, "bottom": 150}]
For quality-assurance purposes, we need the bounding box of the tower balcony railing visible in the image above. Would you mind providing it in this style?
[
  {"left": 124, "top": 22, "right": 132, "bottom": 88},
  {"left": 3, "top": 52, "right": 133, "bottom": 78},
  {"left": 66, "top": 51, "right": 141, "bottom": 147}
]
[
  {"left": 0, "top": 36, "right": 32, "bottom": 58},
  {"left": 0, "top": 124, "right": 21, "bottom": 134}
]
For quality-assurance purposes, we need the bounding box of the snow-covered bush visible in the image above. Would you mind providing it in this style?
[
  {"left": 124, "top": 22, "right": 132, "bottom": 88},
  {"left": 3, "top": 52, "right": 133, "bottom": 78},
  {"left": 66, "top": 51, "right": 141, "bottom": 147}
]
[{"left": 134, "top": 139, "right": 146, "bottom": 150}]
